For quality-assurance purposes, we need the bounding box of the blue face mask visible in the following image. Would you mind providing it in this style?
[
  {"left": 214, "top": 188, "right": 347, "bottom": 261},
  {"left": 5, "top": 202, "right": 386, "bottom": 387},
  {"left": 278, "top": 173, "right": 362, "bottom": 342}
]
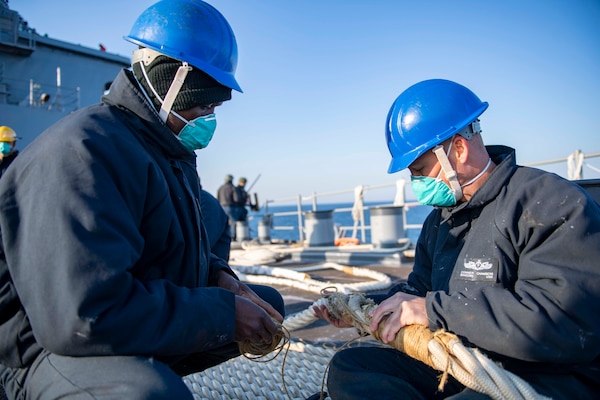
[
  {"left": 410, "top": 139, "right": 462, "bottom": 207},
  {"left": 410, "top": 176, "right": 457, "bottom": 207},
  {"left": 176, "top": 113, "right": 217, "bottom": 152},
  {"left": 0, "top": 142, "right": 12, "bottom": 156}
]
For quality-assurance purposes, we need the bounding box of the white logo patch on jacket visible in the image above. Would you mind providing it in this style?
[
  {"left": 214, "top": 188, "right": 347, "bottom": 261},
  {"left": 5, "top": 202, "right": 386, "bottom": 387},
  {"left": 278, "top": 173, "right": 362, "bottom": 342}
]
[{"left": 458, "top": 258, "right": 498, "bottom": 282}]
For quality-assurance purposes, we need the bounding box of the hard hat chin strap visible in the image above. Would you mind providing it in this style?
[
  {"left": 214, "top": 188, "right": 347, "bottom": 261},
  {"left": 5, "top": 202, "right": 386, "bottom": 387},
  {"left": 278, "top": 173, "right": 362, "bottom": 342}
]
[
  {"left": 132, "top": 48, "right": 192, "bottom": 123},
  {"left": 433, "top": 141, "right": 463, "bottom": 202},
  {"left": 158, "top": 63, "right": 191, "bottom": 122}
]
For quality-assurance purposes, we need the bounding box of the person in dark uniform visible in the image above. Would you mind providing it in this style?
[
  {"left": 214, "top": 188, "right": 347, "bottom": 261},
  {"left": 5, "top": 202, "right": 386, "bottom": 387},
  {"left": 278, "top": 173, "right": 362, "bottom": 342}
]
[
  {"left": 234, "top": 177, "right": 250, "bottom": 222},
  {"left": 0, "top": 2, "right": 284, "bottom": 399},
  {"left": 316, "top": 79, "right": 600, "bottom": 399},
  {"left": 0, "top": 126, "right": 19, "bottom": 179},
  {"left": 217, "top": 174, "right": 239, "bottom": 240}
]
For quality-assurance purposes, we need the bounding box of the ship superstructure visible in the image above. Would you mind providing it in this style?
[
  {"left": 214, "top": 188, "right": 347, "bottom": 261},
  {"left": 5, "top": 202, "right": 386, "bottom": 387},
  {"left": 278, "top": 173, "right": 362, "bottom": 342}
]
[{"left": 0, "top": 0, "right": 130, "bottom": 147}]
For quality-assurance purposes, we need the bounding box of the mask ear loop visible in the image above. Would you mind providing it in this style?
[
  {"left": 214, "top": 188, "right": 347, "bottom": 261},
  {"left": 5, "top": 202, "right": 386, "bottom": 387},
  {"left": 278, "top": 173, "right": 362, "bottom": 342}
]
[
  {"left": 432, "top": 142, "right": 463, "bottom": 202},
  {"left": 461, "top": 157, "right": 492, "bottom": 188}
]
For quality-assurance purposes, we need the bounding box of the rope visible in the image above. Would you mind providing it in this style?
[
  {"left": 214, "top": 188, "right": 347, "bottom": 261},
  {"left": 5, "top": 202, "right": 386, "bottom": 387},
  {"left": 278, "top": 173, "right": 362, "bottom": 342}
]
[
  {"left": 282, "top": 298, "right": 326, "bottom": 332},
  {"left": 189, "top": 246, "right": 554, "bottom": 399},
  {"left": 350, "top": 185, "right": 364, "bottom": 239},
  {"left": 233, "top": 321, "right": 329, "bottom": 399},
  {"left": 193, "top": 259, "right": 389, "bottom": 398},
  {"left": 186, "top": 262, "right": 551, "bottom": 399},
  {"left": 233, "top": 262, "right": 392, "bottom": 295},
  {"left": 230, "top": 255, "right": 552, "bottom": 398},
  {"left": 320, "top": 292, "right": 551, "bottom": 400},
  {"left": 238, "top": 319, "right": 289, "bottom": 360},
  {"left": 567, "top": 149, "right": 584, "bottom": 180},
  {"left": 184, "top": 341, "right": 335, "bottom": 400},
  {"left": 585, "top": 162, "right": 600, "bottom": 174},
  {"left": 229, "top": 245, "right": 284, "bottom": 265},
  {"left": 232, "top": 261, "right": 392, "bottom": 332}
]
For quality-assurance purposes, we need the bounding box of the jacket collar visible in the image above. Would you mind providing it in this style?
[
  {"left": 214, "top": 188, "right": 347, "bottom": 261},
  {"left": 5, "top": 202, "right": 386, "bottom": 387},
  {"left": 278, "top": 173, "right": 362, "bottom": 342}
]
[{"left": 442, "top": 145, "right": 517, "bottom": 215}]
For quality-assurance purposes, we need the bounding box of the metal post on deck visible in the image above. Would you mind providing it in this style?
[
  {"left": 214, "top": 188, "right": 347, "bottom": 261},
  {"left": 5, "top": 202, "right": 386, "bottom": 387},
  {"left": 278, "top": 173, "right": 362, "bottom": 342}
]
[
  {"left": 352, "top": 185, "right": 367, "bottom": 243},
  {"left": 296, "top": 194, "right": 304, "bottom": 242},
  {"left": 394, "top": 179, "right": 408, "bottom": 233}
]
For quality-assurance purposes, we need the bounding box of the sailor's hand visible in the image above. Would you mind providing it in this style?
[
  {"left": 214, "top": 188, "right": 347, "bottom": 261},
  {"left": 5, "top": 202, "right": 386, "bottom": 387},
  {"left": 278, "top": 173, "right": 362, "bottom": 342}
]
[
  {"left": 234, "top": 296, "right": 279, "bottom": 344},
  {"left": 312, "top": 304, "right": 353, "bottom": 328},
  {"left": 218, "top": 270, "right": 283, "bottom": 323},
  {"left": 369, "top": 292, "right": 427, "bottom": 344}
]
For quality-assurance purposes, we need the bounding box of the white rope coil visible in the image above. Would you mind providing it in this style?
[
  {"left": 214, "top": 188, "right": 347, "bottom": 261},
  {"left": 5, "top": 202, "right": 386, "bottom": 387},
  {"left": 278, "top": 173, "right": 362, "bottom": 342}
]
[
  {"left": 184, "top": 341, "right": 334, "bottom": 400},
  {"left": 233, "top": 262, "right": 392, "bottom": 295},
  {"left": 229, "top": 248, "right": 282, "bottom": 265}
]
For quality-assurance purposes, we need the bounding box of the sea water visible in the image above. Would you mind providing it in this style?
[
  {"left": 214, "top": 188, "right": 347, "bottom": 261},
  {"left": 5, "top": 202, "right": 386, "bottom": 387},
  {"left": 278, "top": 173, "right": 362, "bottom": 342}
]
[{"left": 246, "top": 202, "right": 432, "bottom": 246}]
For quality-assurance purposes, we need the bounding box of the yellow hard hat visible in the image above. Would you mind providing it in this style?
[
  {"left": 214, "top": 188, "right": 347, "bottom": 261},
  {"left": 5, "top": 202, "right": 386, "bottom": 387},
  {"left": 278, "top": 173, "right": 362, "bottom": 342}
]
[{"left": 0, "top": 126, "right": 17, "bottom": 142}]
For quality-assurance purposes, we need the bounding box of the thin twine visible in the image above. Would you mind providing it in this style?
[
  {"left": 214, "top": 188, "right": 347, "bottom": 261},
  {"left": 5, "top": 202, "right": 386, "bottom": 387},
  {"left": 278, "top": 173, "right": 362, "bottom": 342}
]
[
  {"left": 237, "top": 320, "right": 296, "bottom": 400},
  {"left": 313, "top": 335, "right": 366, "bottom": 400},
  {"left": 238, "top": 288, "right": 371, "bottom": 400},
  {"left": 306, "top": 287, "right": 375, "bottom": 400}
]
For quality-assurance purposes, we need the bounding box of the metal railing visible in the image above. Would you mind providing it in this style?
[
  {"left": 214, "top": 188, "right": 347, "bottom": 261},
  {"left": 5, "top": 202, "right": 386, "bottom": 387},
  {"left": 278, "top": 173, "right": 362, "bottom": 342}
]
[
  {"left": 260, "top": 180, "right": 420, "bottom": 244},
  {"left": 257, "top": 149, "right": 600, "bottom": 245},
  {"left": 524, "top": 150, "right": 600, "bottom": 180},
  {"left": 0, "top": 72, "right": 81, "bottom": 111}
]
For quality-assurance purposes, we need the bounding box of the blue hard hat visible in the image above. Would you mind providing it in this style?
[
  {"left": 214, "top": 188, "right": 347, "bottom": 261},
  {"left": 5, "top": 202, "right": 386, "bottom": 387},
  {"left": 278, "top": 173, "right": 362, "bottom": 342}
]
[
  {"left": 385, "top": 79, "right": 488, "bottom": 173},
  {"left": 124, "top": 0, "right": 242, "bottom": 92}
]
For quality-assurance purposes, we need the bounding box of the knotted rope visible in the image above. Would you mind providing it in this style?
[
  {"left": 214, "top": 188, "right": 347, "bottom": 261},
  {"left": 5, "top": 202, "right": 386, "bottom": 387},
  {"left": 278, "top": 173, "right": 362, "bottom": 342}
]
[
  {"left": 237, "top": 319, "right": 289, "bottom": 361},
  {"left": 320, "top": 291, "right": 550, "bottom": 400},
  {"left": 236, "top": 320, "right": 297, "bottom": 399}
]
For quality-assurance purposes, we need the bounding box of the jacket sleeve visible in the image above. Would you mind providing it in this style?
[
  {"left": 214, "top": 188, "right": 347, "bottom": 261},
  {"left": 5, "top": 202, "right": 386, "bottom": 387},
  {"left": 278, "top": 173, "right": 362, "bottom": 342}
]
[{"left": 208, "top": 253, "right": 238, "bottom": 285}]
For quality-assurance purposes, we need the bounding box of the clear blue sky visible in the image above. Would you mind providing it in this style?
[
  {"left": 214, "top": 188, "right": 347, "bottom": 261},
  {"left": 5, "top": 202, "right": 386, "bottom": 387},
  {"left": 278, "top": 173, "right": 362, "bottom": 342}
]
[{"left": 13, "top": 0, "right": 600, "bottom": 203}]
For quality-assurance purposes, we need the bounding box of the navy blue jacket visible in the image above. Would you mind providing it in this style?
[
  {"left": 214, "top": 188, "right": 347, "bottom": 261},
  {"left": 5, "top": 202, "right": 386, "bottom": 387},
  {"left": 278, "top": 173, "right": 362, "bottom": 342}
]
[
  {"left": 0, "top": 150, "right": 18, "bottom": 179},
  {"left": 0, "top": 70, "right": 236, "bottom": 368},
  {"left": 406, "top": 145, "right": 600, "bottom": 381}
]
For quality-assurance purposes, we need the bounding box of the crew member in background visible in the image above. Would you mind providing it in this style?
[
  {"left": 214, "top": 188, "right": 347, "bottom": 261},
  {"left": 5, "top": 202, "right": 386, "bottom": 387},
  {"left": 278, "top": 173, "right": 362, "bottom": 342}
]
[
  {"left": 0, "top": 126, "right": 19, "bottom": 178},
  {"left": 217, "top": 174, "right": 239, "bottom": 239},
  {"left": 234, "top": 177, "right": 250, "bottom": 222},
  {"left": 316, "top": 79, "right": 600, "bottom": 399},
  {"left": 0, "top": 1, "right": 284, "bottom": 398}
]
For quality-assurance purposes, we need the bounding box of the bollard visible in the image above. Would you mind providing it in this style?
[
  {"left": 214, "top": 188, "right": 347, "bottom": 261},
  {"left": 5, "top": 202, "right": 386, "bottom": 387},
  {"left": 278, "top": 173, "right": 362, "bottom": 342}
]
[
  {"left": 370, "top": 206, "right": 405, "bottom": 248},
  {"left": 304, "top": 210, "right": 335, "bottom": 247},
  {"left": 258, "top": 214, "right": 272, "bottom": 244},
  {"left": 236, "top": 221, "right": 250, "bottom": 241}
]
